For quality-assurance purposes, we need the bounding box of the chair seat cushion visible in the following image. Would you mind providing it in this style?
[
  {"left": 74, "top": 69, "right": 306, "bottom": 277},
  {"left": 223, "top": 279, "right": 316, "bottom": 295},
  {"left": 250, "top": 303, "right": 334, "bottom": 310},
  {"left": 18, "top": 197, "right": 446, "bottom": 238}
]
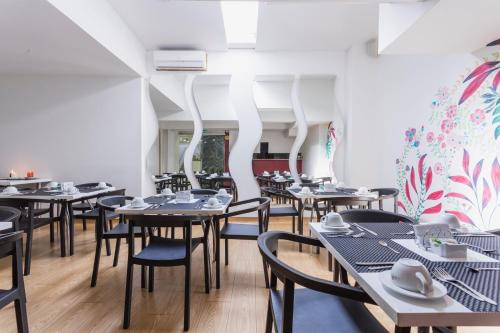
[
  {"left": 74, "top": 209, "right": 118, "bottom": 220},
  {"left": 270, "top": 288, "right": 388, "bottom": 333},
  {"left": 220, "top": 223, "right": 260, "bottom": 239},
  {"left": 133, "top": 237, "right": 202, "bottom": 264},
  {"left": 269, "top": 206, "right": 299, "bottom": 217}
]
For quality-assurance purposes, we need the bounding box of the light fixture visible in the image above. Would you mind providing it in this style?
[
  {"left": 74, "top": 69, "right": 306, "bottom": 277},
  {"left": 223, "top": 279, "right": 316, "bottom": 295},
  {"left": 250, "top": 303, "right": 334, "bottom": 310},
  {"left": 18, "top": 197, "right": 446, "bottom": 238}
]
[{"left": 221, "top": 1, "right": 259, "bottom": 49}]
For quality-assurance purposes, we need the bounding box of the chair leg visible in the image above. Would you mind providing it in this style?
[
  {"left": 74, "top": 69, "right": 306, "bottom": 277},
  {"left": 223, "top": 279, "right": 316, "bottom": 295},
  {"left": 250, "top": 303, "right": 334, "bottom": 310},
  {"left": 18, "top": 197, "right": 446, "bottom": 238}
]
[
  {"left": 184, "top": 265, "right": 191, "bottom": 331},
  {"left": 123, "top": 261, "right": 134, "bottom": 329},
  {"left": 105, "top": 238, "right": 111, "bottom": 257},
  {"left": 171, "top": 227, "right": 175, "bottom": 239},
  {"left": 113, "top": 238, "right": 121, "bottom": 267},
  {"left": 148, "top": 266, "right": 154, "bottom": 293},
  {"left": 90, "top": 239, "right": 102, "bottom": 287},
  {"left": 14, "top": 297, "right": 29, "bottom": 333},
  {"left": 24, "top": 228, "right": 33, "bottom": 276},
  {"left": 224, "top": 238, "right": 229, "bottom": 266},
  {"left": 328, "top": 252, "right": 333, "bottom": 272},
  {"left": 82, "top": 218, "right": 87, "bottom": 231},
  {"left": 265, "top": 299, "right": 273, "bottom": 333},
  {"left": 262, "top": 259, "right": 270, "bottom": 288}
]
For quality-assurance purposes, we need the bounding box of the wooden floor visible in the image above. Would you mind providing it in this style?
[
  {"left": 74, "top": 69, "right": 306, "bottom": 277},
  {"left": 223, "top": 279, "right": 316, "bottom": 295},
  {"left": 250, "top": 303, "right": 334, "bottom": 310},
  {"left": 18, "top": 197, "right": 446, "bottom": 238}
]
[{"left": 0, "top": 218, "right": 497, "bottom": 332}]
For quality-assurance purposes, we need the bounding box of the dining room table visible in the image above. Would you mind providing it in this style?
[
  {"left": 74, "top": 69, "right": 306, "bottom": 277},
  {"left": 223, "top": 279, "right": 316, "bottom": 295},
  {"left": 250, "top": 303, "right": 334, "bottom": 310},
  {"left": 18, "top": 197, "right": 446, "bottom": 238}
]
[
  {"left": 0, "top": 185, "right": 119, "bottom": 257},
  {"left": 310, "top": 221, "right": 500, "bottom": 332},
  {"left": 115, "top": 192, "right": 233, "bottom": 288},
  {"left": 288, "top": 187, "right": 379, "bottom": 241},
  {"left": 0, "top": 177, "right": 52, "bottom": 189}
]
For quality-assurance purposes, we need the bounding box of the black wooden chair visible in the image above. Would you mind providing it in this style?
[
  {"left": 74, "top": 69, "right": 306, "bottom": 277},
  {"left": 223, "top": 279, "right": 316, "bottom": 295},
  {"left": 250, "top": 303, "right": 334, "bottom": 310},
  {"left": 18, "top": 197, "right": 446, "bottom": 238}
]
[
  {"left": 213, "top": 197, "right": 271, "bottom": 289},
  {"left": 73, "top": 182, "right": 113, "bottom": 230},
  {"left": 0, "top": 206, "right": 21, "bottom": 234},
  {"left": 90, "top": 194, "right": 145, "bottom": 287},
  {"left": 261, "top": 188, "right": 299, "bottom": 233},
  {"left": 0, "top": 231, "right": 29, "bottom": 333},
  {"left": 123, "top": 214, "right": 211, "bottom": 331},
  {"left": 0, "top": 199, "right": 57, "bottom": 275},
  {"left": 370, "top": 188, "right": 399, "bottom": 213},
  {"left": 258, "top": 231, "right": 387, "bottom": 333}
]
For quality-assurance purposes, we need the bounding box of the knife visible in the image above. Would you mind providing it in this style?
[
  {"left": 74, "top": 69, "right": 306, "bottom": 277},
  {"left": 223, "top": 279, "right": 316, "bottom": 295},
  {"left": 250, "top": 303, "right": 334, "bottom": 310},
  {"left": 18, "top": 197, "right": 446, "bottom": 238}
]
[
  {"left": 355, "top": 261, "right": 396, "bottom": 266},
  {"left": 352, "top": 223, "right": 378, "bottom": 236}
]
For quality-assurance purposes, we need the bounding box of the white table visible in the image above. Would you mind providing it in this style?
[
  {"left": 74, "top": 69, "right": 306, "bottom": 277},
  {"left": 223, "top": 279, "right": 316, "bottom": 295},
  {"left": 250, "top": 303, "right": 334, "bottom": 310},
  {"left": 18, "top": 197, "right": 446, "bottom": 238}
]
[
  {"left": 310, "top": 222, "right": 500, "bottom": 330},
  {"left": 0, "top": 186, "right": 118, "bottom": 256},
  {"left": 0, "top": 178, "right": 51, "bottom": 188}
]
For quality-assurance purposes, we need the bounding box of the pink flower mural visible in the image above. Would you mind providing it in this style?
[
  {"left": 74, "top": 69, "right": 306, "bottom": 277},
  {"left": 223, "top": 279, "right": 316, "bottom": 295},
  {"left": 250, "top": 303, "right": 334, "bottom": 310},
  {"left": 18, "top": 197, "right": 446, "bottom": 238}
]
[{"left": 396, "top": 41, "right": 500, "bottom": 229}]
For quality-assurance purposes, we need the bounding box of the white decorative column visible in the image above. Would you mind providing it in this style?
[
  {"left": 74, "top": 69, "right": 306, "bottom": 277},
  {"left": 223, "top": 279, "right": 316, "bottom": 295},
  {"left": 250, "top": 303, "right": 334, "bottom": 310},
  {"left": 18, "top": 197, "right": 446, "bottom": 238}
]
[
  {"left": 290, "top": 75, "right": 308, "bottom": 183},
  {"left": 183, "top": 74, "right": 202, "bottom": 189},
  {"left": 228, "top": 74, "right": 262, "bottom": 200}
]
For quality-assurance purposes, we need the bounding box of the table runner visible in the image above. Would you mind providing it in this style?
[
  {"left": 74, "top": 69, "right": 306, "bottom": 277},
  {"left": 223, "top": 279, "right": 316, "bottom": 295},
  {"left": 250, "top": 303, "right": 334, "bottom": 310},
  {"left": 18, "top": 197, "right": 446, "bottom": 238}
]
[{"left": 321, "top": 222, "right": 500, "bottom": 312}]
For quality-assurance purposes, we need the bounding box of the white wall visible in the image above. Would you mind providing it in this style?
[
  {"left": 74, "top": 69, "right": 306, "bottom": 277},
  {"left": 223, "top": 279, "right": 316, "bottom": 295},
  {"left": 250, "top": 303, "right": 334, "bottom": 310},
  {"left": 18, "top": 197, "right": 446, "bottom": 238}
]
[
  {"left": 254, "top": 130, "right": 295, "bottom": 154},
  {"left": 0, "top": 75, "right": 143, "bottom": 194},
  {"left": 345, "top": 43, "right": 475, "bottom": 188},
  {"left": 301, "top": 124, "right": 330, "bottom": 178},
  {"left": 141, "top": 78, "right": 159, "bottom": 195}
]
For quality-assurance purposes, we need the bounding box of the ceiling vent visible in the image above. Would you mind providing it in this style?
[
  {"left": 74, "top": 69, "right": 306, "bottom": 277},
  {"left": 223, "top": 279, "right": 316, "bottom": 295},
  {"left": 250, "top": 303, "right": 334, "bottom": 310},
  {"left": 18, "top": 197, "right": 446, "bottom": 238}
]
[{"left": 153, "top": 50, "right": 207, "bottom": 71}]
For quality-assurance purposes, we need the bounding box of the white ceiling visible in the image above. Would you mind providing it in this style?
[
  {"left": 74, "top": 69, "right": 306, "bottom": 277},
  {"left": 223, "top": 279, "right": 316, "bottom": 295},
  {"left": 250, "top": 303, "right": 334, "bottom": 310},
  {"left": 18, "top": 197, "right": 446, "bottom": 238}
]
[
  {"left": 0, "top": 0, "right": 135, "bottom": 75},
  {"left": 108, "top": 0, "right": 379, "bottom": 52},
  {"left": 256, "top": 2, "right": 379, "bottom": 51},
  {"left": 108, "top": 0, "right": 228, "bottom": 51}
]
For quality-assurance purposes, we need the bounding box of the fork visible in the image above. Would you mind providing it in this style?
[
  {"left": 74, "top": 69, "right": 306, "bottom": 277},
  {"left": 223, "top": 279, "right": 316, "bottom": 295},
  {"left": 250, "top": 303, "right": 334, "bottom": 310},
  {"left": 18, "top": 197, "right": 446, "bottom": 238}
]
[{"left": 433, "top": 267, "right": 497, "bottom": 305}]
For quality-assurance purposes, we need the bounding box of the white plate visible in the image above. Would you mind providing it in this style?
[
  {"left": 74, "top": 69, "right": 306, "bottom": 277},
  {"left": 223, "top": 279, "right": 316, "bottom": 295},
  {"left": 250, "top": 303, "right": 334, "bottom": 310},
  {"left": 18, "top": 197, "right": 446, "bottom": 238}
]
[
  {"left": 321, "top": 222, "right": 351, "bottom": 230},
  {"left": 203, "top": 204, "right": 223, "bottom": 209},
  {"left": 379, "top": 270, "right": 447, "bottom": 300}
]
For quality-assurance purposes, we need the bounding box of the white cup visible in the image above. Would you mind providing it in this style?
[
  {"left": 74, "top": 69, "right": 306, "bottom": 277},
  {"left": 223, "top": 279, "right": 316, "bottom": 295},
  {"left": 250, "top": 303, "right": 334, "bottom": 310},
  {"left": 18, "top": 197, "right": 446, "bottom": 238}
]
[
  {"left": 207, "top": 197, "right": 220, "bottom": 207},
  {"left": 301, "top": 173, "right": 307, "bottom": 178},
  {"left": 357, "top": 186, "right": 369, "bottom": 195},
  {"left": 161, "top": 188, "right": 173, "bottom": 195},
  {"left": 223, "top": 172, "right": 229, "bottom": 177},
  {"left": 263, "top": 171, "right": 269, "bottom": 176},
  {"left": 131, "top": 197, "right": 145, "bottom": 208},
  {"left": 97, "top": 182, "right": 107, "bottom": 189},
  {"left": 61, "top": 182, "right": 74, "bottom": 193},
  {"left": 218, "top": 188, "right": 228, "bottom": 196},
  {"left": 437, "top": 213, "right": 461, "bottom": 229},
  {"left": 391, "top": 258, "right": 434, "bottom": 295},
  {"left": 3, "top": 186, "right": 19, "bottom": 194},
  {"left": 300, "top": 186, "right": 311, "bottom": 194},
  {"left": 324, "top": 183, "right": 336, "bottom": 192},
  {"left": 320, "top": 212, "right": 344, "bottom": 227}
]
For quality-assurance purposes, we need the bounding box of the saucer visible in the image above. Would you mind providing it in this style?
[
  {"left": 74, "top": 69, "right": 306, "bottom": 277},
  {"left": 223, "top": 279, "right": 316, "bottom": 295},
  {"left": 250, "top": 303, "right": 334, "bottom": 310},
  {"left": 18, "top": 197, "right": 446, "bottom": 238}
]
[
  {"left": 321, "top": 222, "right": 351, "bottom": 230},
  {"left": 203, "top": 204, "right": 223, "bottom": 209},
  {"left": 379, "top": 270, "right": 447, "bottom": 300}
]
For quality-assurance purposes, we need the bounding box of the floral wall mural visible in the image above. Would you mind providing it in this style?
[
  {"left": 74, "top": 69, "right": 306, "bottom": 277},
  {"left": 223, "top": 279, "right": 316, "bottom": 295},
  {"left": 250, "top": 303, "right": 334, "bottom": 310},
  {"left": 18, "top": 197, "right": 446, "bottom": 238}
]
[{"left": 397, "top": 40, "right": 500, "bottom": 230}]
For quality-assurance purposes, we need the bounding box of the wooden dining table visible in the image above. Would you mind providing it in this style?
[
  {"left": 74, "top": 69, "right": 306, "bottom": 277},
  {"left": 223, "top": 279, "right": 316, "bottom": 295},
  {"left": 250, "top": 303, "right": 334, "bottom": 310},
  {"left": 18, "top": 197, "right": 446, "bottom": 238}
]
[
  {"left": 310, "top": 222, "right": 500, "bottom": 331},
  {"left": 0, "top": 186, "right": 119, "bottom": 256}
]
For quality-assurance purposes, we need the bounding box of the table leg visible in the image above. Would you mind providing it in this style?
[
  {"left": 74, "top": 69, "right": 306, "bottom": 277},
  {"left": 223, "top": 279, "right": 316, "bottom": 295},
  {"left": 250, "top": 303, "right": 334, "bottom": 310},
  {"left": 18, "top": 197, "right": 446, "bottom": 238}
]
[
  {"left": 417, "top": 327, "right": 430, "bottom": 333},
  {"left": 59, "top": 202, "right": 67, "bottom": 257},
  {"left": 68, "top": 202, "right": 75, "bottom": 256},
  {"left": 298, "top": 199, "right": 304, "bottom": 252},
  {"left": 215, "top": 218, "right": 221, "bottom": 289}
]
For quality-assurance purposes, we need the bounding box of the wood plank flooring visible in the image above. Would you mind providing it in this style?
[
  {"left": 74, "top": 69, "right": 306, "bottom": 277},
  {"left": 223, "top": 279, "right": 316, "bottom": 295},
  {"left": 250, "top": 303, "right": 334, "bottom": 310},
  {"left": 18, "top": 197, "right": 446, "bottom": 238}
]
[{"left": 0, "top": 218, "right": 497, "bottom": 332}]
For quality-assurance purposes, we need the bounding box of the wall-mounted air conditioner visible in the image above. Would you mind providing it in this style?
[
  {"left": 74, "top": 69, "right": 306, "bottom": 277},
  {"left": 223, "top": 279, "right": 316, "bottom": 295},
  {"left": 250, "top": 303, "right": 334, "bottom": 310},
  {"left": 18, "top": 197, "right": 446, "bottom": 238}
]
[{"left": 153, "top": 50, "right": 207, "bottom": 71}]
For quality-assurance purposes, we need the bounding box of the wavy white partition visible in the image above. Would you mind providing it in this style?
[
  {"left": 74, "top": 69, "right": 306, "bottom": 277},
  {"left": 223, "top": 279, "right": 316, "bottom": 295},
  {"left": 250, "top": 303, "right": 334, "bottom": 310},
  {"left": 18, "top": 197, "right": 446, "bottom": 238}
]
[
  {"left": 183, "top": 74, "right": 202, "bottom": 189},
  {"left": 228, "top": 74, "right": 262, "bottom": 200},
  {"left": 290, "top": 75, "right": 308, "bottom": 183}
]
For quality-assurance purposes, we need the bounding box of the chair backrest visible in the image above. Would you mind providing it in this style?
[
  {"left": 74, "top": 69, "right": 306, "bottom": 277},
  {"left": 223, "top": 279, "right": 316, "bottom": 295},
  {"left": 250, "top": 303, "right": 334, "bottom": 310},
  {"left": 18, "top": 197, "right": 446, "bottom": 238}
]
[
  {"left": 258, "top": 231, "right": 374, "bottom": 332},
  {"left": 190, "top": 189, "right": 218, "bottom": 195},
  {"left": 97, "top": 195, "right": 134, "bottom": 212},
  {"left": 76, "top": 182, "right": 113, "bottom": 188},
  {"left": 0, "top": 206, "right": 21, "bottom": 223},
  {"left": 0, "top": 231, "right": 23, "bottom": 259},
  {"left": 370, "top": 187, "right": 399, "bottom": 213},
  {"left": 339, "top": 209, "right": 415, "bottom": 223},
  {"left": 218, "top": 197, "right": 271, "bottom": 234}
]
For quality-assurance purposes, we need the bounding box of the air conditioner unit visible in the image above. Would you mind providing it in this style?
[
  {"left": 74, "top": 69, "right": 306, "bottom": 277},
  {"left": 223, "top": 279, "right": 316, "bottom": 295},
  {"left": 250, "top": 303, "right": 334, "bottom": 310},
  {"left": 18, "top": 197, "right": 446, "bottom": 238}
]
[{"left": 153, "top": 50, "right": 207, "bottom": 71}]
